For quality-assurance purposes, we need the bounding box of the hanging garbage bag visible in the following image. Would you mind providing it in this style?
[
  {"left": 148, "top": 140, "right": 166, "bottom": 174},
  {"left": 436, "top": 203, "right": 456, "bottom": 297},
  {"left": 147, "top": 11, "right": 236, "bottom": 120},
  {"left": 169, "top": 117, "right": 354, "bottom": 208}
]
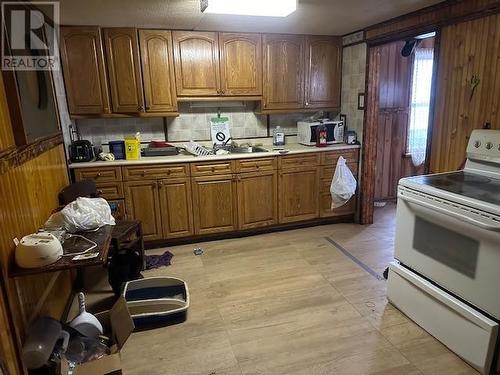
[{"left": 330, "top": 156, "right": 357, "bottom": 209}]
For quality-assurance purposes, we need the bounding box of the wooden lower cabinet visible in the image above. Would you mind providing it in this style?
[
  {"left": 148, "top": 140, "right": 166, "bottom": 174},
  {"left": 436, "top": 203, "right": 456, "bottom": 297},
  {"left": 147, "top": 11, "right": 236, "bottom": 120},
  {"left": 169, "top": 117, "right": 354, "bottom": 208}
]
[
  {"left": 237, "top": 171, "right": 278, "bottom": 230},
  {"left": 191, "top": 174, "right": 238, "bottom": 235},
  {"left": 124, "top": 180, "right": 163, "bottom": 241},
  {"left": 320, "top": 192, "right": 356, "bottom": 218},
  {"left": 279, "top": 168, "right": 319, "bottom": 223},
  {"left": 158, "top": 177, "right": 194, "bottom": 238}
]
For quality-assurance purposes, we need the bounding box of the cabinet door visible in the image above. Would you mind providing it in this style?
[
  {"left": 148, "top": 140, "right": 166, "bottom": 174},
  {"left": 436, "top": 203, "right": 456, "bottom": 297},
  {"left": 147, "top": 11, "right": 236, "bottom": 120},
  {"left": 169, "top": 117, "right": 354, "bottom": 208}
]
[
  {"left": 124, "top": 181, "right": 162, "bottom": 241},
  {"left": 172, "top": 31, "right": 220, "bottom": 96},
  {"left": 304, "top": 36, "right": 342, "bottom": 109},
  {"left": 237, "top": 171, "right": 278, "bottom": 230},
  {"left": 139, "top": 30, "right": 177, "bottom": 112},
  {"left": 60, "top": 27, "right": 110, "bottom": 114},
  {"left": 158, "top": 178, "right": 194, "bottom": 239},
  {"left": 104, "top": 28, "right": 144, "bottom": 113},
  {"left": 191, "top": 175, "right": 237, "bottom": 235},
  {"left": 263, "top": 34, "right": 305, "bottom": 110},
  {"left": 279, "top": 168, "right": 319, "bottom": 223},
  {"left": 219, "top": 33, "right": 262, "bottom": 96}
]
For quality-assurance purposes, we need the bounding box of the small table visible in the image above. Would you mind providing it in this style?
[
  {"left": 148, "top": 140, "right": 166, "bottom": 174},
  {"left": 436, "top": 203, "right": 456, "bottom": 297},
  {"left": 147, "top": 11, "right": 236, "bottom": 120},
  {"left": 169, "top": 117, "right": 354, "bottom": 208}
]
[{"left": 9, "top": 225, "right": 114, "bottom": 278}]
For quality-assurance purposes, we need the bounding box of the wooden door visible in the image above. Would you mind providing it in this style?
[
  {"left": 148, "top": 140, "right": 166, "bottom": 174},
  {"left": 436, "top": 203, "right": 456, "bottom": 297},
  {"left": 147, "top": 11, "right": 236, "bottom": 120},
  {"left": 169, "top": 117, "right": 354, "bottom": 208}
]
[
  {"left": 219, "top": 33, "right": 262, "bottom": 96},
  {"left": 374, "top": 41, "right": 413, "bottom": 201},
  {"left": 279, "top": 168, "right": 319, "bottom": 223},
  {"left": 304, "top": 36, "right": 342, "bottom": 109},
  {"left": 262, "top": 34, "right": 305, "bottom": 110},
  {"left": 124, "top": 180, "right": 162, "bottom": 241},
  {"left": 172, "top": 31, "right": 220, "bottom": 96},
  {"left": 158, "top": 177, "right": 194, "bottom": 238},
  {"left": 191, "top": 174, "right": 237, "bottom": 235},
  {"left": 60, "top": 27, "right": 110, "bottom": 114},
  {"left": 237, "top": 171, "right": 278, "bottom": 230},
  {"left": 103, "top": 28, "right": 144, "bottom": 113},
  {"left": 139, "top": 30, "right": 177, "bottom": 112}
]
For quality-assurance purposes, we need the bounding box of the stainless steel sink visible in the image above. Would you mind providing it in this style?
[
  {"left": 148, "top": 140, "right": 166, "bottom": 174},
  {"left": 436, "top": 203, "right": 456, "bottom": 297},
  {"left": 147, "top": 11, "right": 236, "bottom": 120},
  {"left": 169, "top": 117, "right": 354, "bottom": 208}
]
[{"left": 229, "top": 146, "right": 269, "bottom": 153}]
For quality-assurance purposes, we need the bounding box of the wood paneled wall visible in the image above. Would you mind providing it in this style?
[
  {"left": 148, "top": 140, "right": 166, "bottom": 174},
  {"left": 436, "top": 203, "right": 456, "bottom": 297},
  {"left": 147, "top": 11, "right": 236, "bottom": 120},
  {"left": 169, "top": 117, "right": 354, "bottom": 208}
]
[
  {"left": 430, "top": 13, "right": 500, "bottom": 172},
  {"left": 365, "top": 0, "right": 500, "bottom": 42},
  {"left": 0, "top": 145, "right": 72, "bottom": 372},
  {"left": 0, "top": 69, "right": 72, "bottom": 372},
  {"left": 0, "top": 74, "right": 14, "bottom": 151}
]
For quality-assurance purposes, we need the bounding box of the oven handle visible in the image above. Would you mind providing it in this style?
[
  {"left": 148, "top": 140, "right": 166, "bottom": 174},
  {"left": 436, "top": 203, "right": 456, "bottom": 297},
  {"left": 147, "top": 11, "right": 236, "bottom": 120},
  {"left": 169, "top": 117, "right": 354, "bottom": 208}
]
[{"left": 398, "top": 192, "right": 500, "bottom": 232}]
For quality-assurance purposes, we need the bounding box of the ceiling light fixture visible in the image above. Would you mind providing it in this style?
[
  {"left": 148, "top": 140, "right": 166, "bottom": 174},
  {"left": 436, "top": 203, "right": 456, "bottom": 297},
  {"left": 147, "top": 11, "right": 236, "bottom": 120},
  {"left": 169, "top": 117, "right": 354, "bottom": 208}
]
[{"left": 200, "top": 0, "right": 297, "bottom": 17}]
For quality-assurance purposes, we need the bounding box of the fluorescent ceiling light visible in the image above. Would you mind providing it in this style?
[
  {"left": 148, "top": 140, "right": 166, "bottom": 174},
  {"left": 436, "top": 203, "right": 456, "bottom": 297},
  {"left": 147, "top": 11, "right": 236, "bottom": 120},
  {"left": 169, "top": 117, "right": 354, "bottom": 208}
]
[{"left": 201, "top": 0, "right": 297, "bottom": 17}]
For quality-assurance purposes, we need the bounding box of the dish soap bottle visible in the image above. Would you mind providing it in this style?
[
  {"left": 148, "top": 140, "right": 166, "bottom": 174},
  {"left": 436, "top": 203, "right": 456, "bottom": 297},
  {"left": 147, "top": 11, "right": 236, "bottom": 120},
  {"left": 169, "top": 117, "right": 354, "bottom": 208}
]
[
  {"left": 316, "top": 123, "right": 328, "bottom": 147},
  {"left": 273, "top": 126, "right": 285, "bottom": 146}
]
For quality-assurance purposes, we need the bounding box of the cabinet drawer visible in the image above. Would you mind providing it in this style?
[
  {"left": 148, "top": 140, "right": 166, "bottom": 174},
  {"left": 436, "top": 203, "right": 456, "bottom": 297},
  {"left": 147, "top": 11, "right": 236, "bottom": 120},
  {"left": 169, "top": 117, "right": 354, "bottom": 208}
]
[
  {"left": 96, "top": 182, "right": 124, "bottom": 200},
  {"left": 123, "top": 164, "right": 189, "bottom": 180},
  {"left": 236, "top": 158, "right": 277, "bottom": 173},
  {"left": 320, "top": 162, "right": 358, "bottom": 180},
  {"left": 191, "top": 161, "right": 235, "bottom": 176},
  {"left": 279, "top": 153, "right": 320, "bottom": 170},
  {"left": 74, "top": 167, "right": 122, "bottom": 182},
  {"left": 321, "top": 148, "right": 359, "bottom": 166}
]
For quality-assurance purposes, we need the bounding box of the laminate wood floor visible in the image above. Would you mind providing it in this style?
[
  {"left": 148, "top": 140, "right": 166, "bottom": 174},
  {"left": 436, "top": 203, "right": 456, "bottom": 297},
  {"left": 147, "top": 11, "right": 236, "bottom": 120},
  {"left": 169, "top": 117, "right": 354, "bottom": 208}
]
[{"left": 87, "top": 203, "right": 479, "bottom": 374}]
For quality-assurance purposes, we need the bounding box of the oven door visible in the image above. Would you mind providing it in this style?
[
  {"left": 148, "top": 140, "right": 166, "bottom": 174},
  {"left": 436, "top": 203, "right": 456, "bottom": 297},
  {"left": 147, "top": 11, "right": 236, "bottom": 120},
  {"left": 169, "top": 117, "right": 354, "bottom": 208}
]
[{"left": 395, "top": 186, "right": 500, "bottom": 319}]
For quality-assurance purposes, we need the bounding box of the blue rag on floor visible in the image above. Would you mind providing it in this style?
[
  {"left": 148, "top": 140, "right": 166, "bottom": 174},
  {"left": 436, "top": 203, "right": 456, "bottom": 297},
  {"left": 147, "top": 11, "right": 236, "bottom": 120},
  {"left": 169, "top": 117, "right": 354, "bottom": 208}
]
[{"left": 145, "top": 250, "right": 174, "bottom": 270}]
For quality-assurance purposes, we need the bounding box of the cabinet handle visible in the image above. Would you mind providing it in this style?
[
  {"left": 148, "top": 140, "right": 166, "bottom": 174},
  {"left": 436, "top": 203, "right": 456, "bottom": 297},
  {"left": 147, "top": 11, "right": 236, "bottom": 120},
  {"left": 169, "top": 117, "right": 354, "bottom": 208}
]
[
  {"left": 305, "top": 102, "right": 309, "bottom": 106},
  {"left": 97, "top": 189, "right": 103, "bottom": 195},
  {"left": 138, "top": 105, "right": 144, "bottom": 111},
  {"left": 158, "top": 181, "right": 163, "bottom": 189},
  {"left": 221, "top": 90, "right": 225, "bottom": 95},
  {"left": 95, "top": 172, "right": 101, "bottom": 178},
  {"left": 145, "top": 105, "right": 151, "bottom": 111}
]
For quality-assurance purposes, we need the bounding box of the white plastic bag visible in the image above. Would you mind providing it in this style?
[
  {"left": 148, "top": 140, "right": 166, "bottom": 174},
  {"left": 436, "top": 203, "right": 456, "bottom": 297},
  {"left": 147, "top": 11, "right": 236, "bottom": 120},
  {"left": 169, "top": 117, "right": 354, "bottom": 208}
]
[
  {"left": 330, "top": 156, "right": 357, "bottom": 209},
  {"left": 48, "top": 197, "right": 115, "bottom": 233}
]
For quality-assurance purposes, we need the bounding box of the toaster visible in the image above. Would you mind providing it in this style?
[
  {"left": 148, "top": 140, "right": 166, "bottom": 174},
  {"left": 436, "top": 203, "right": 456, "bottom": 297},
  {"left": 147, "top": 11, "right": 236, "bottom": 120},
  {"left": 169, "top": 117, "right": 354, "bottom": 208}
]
[{"left": 69, "top": 140, "right": 95, "bottom": 162}]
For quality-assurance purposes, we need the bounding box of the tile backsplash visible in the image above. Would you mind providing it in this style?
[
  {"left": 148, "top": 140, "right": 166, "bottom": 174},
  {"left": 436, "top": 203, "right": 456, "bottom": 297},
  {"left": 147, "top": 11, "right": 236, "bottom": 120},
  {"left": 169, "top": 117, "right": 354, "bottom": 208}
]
[
  {"left": 341, "top": 42, "right": 367, "bottom": 143},
  {"left": 73, "top": 102, "right": 330, "bottom": 146}
]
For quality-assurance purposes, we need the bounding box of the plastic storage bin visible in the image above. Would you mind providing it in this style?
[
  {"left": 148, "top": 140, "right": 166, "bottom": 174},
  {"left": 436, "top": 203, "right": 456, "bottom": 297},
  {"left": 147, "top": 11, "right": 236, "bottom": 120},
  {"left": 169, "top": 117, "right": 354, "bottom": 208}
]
[
  {"left": 122, "top": 277, "right": 189, "bottom": 329},
  {"left": 109, "top": 140, "right": 125, "bottom": 159}
]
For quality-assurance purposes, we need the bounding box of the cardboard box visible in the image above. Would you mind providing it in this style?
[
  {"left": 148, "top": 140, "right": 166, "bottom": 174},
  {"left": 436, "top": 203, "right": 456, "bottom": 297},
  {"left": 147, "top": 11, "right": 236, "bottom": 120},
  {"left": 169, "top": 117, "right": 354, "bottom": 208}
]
[{"left": 60, "top": 298, "right": 134, "bottom": 375}]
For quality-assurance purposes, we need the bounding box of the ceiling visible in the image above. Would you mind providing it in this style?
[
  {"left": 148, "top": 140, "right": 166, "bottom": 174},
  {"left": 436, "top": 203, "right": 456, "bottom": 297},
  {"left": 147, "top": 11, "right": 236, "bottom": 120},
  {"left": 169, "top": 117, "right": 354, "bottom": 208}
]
[{"left": 59, "top": 0, "right": 445, "bottom": 36}]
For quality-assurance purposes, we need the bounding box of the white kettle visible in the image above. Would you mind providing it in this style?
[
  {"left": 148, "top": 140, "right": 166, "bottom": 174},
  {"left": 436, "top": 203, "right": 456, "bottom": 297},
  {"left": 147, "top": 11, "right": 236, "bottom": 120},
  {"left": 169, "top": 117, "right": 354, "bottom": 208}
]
[{"left": 15, "top": 233, "right": 63, "bottom": 268}]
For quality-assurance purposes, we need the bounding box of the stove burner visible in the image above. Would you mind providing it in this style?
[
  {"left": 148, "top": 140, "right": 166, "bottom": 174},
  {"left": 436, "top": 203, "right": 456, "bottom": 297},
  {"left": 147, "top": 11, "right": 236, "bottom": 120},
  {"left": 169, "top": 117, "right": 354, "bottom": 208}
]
[{"left": 446, "top": 173, "right": 491, "bottom": 184}]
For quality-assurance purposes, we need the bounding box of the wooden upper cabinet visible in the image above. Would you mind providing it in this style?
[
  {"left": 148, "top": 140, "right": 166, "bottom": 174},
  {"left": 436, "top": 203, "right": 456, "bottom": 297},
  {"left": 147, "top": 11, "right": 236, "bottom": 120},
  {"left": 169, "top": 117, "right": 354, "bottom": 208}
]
[
  {"left": 139, "top": 30, "right": 177, "bottom": 112},
  {"left": 219, "top": 33, "right": 262, "bottom": 96},
  {"left": 60, "top": 26, "right": 110, "bottom": 114},
  {"left": 172, "top": 31, "right": 220, "bottom": 96},
  {"left": 263, "top": 34, "right": 305, "bottom": 110},
  {"left": 103, "top": 28, "right": 144, "bottom": 113},
  {"left": 304, "top": 36, "right": 342, "bottom": 109}
]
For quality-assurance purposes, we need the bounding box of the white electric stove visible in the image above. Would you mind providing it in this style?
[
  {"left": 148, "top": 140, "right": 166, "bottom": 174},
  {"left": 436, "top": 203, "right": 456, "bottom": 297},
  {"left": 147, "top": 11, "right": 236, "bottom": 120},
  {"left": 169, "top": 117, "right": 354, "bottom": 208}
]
[{"left": 387, "top": 129, "right": 500, "bottom": 375}]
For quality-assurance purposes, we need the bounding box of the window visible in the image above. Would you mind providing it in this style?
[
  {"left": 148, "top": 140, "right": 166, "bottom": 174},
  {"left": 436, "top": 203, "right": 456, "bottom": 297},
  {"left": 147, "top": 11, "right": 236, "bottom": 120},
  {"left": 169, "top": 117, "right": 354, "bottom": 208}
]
[{"left": 408, "top": 47, "right": 434, "bottom": 166}]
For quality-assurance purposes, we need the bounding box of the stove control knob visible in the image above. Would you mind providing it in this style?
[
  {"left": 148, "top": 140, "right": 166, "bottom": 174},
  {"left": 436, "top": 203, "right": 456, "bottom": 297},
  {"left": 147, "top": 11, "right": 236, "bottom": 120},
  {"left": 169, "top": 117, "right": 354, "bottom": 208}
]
[
  {"left": 474, "top": 140, "right": 481, "bottom": 148},
  {"left": 486, "top": 142, "right": 493, "bottom": 150}
]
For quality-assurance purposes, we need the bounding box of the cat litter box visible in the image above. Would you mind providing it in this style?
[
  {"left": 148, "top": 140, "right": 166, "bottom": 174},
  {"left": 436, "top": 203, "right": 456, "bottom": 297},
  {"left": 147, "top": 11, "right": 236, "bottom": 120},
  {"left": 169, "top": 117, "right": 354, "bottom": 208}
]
[{"left": 122, "top": 277, "right": 189, "bottom": 329}]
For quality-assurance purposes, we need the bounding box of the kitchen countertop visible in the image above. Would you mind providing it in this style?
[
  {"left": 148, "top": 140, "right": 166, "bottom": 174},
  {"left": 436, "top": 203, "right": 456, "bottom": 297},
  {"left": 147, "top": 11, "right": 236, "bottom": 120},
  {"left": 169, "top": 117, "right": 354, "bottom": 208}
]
[{"left": 68, "top": 142, "right": 361, "bottom": 168}]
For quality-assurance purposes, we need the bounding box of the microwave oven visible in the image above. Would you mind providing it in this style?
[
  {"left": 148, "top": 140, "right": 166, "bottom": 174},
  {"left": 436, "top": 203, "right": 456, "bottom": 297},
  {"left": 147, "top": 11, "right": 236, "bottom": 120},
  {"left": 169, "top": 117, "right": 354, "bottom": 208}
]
[{"left": 297, "top": 120, "right": 345, "bottom": 146}]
